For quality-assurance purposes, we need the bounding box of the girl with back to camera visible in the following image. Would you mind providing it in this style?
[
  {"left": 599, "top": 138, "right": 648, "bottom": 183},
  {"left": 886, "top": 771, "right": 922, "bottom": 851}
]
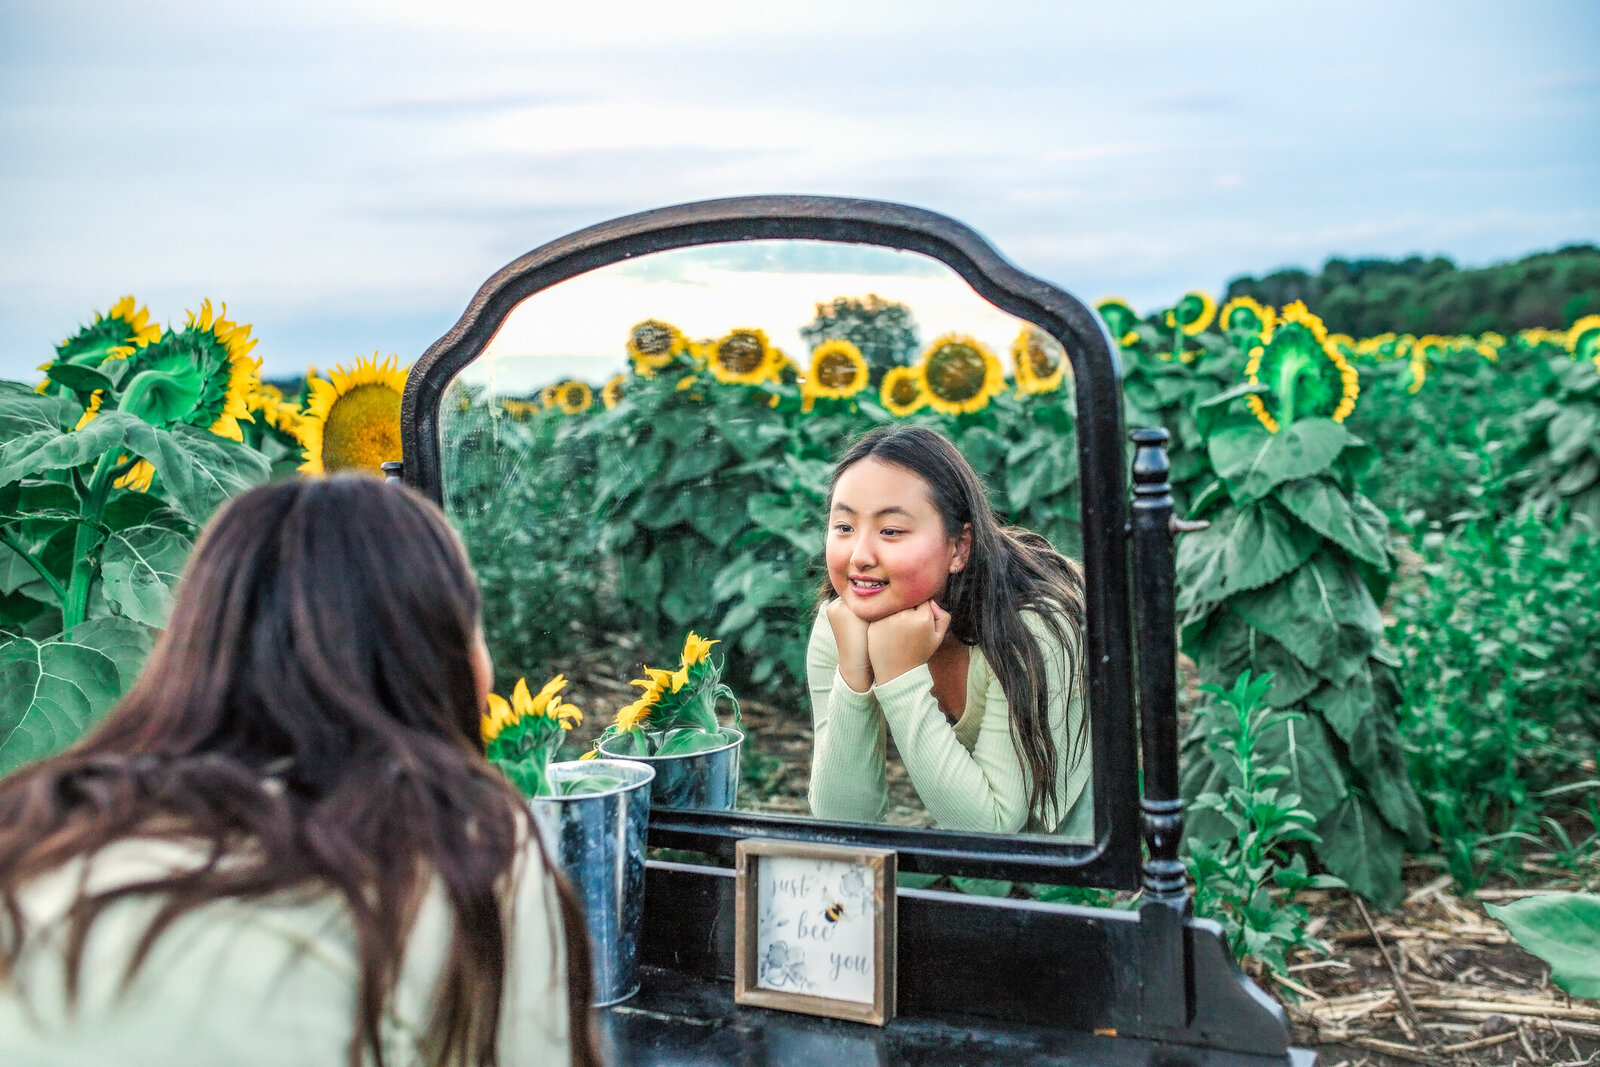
[
  {"left": 0, "top": 476, "right": 599, "bottom": 1066},
  {"left": 808, "top": 425, "right": 1093, "bottom": 838}
]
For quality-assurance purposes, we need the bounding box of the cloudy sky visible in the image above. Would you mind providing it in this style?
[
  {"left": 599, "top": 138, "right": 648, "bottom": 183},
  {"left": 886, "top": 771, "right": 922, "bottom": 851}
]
[{"left": 2, "top": 0, "right": 1597, "bottom": 382}]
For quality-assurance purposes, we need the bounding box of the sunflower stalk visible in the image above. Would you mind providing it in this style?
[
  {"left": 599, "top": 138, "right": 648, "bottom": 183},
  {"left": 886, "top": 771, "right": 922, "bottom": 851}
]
[{"left": 63, "top": 446, "right": 123, "bottom": 634}]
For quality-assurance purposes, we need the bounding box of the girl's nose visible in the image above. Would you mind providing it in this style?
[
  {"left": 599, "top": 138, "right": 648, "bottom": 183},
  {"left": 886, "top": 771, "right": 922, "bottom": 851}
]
[{"left": 850, "top": 536, "right": 877, "bottom": 570}]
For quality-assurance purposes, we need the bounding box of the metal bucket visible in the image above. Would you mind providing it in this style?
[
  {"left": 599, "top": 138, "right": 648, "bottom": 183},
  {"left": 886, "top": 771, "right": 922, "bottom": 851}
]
[
  {"left": 597, "top": 728, "right": 742, "bottom": 811},
  {"left": 529, "top": 759, "right": 655, "bottom": 1006}
]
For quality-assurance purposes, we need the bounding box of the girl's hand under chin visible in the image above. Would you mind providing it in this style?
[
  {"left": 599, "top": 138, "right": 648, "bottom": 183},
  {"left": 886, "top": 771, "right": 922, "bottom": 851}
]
[
  {"left": 866, "top": 600, "right": 949, "bottom": 684},
  {"left": 826, "top": 597, "right": 874, "bottom": 693}
]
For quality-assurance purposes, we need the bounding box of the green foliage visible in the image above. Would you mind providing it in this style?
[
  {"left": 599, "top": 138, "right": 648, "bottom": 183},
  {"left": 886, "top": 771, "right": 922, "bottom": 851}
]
[
  {"left": 1225, "top": 244, "right": 1600, "bottom": 337},
  {"left": 1178, "top": 390, "right": 1426, "bottom": 909},
  {"left": 798, "top": 294, "right": 920, "bottom": 387},
  {"left": 1185, "top": 672, "right": 1343, "bottom": 977},
  {"left": 1516, "top": 352, "right": 1600, "bottom": 528},
  {"left": 1391, "top": 510, "right": 1600, "bottom": 892},
  {"left": 0, "top": 304, "right": 274, "bottom": 775},
  {"left": 1484, "top": 893, "right": 1600, "bottom": 1000}
]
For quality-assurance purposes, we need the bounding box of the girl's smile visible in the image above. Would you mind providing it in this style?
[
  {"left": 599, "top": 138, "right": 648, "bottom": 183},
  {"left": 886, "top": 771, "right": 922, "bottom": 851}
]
[{"left": 826, "top": 457, "right": 970, "bottom": 623}]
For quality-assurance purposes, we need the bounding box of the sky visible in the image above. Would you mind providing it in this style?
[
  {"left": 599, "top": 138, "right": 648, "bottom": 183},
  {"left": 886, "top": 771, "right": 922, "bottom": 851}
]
[{"left": 2, "top": 0, "right": 1598, "bottom": 383}]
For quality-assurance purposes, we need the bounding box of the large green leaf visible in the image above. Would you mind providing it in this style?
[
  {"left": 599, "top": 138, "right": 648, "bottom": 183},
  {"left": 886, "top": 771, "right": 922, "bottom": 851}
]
[
  {"left": 1317, "top": 792, "right": 1404, "bottom": 909},
  {"left": 1254, "top": 712, "right": 1349, "bottom": 820},
  {"left": 66, "top": 615, "right": 155, "bottom": 689},
  {"left": 139, "top": 424, "right": 271, "bottom": 524},
  {"left": 1208, "top": 418, "right": 1353, "bottom": 503},
  {"left": 0, "top": 633, "right": 122, "bottom": 775},
  {"left": 0, "top": 410, "right": 141, "bottom": 485},
  {"left": 100, "top": 524, "right": 194, "bottom": 627},
  {"left": 1275, "top": 477, "right": 1391, "bottom": 571},
  {"left": 1175, "top": 500, "right": 1320, "bottom": 610},
  {"left": 0, "top": 382, "right": 75, "bottom": 440},
  {"left": 1484, "top": 894, "right": 1600, "bottom": 1000},
  {"left": 1229, "top": 551, "right": 1383, "bottom": 687}
]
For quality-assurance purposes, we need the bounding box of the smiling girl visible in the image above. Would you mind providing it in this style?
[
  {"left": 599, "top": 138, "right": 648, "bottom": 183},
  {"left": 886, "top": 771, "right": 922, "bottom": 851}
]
[{"left": 807, "top": 426, "right": 1093, "bottom": 838}]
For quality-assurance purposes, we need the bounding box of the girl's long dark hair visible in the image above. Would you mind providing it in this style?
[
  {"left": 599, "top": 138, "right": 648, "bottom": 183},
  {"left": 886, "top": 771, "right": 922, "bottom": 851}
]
[
  {"left": 828, "top": 426, "right": 1088, "bottom": 829},
  {"left": 0, "top": 476, "right": 598, "bottom": 1067}
]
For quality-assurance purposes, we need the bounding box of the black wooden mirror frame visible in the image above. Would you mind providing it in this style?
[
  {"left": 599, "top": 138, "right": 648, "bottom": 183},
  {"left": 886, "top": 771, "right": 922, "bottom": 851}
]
[{"left": 399, "top": 195, "right": 1149, "bottom": 889}]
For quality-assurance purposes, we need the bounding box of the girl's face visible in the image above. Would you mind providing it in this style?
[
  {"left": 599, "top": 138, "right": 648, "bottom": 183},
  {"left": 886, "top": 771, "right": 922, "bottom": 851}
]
[{"left": 826, "top": 457, "right": 971, "bottom": 623}]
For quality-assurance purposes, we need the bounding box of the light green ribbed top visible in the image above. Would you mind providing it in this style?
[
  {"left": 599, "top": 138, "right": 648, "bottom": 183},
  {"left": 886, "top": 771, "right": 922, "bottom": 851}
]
[
  {"left": 806, "top": 606, "right": 1094, "bottom": 839},
  {"left": 0, "top": 834, "right": 572, "bottom": 1066}
]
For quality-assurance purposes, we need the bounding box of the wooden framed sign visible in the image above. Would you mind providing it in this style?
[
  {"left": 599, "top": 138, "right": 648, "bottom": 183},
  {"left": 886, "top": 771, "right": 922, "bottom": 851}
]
[{"left": 734, "top": 839, "right": 897, "bottom": 1025}]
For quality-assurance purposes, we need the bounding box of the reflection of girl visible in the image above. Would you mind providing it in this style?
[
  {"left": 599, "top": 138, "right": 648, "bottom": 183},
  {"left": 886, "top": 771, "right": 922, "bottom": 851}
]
[
  {"left": 808, "top": 427, "right": 1092, "bottom": 837},
  {"left": 0, "top": 478, "right": 597, "bottom": 1065}
]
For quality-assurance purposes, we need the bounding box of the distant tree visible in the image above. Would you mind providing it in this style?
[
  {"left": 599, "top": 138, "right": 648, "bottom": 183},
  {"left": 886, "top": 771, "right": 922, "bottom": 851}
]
[
  {"left": 799, "top": 294, "right": 920, "bottom": 387},
  {"left": 1223, "top": 245, "right": 1600, "bottom": 337}
]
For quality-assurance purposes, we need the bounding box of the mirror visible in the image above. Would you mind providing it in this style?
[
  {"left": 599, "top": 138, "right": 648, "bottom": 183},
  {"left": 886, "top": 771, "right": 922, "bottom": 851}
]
[{"left": 437, "top": 239, "right": 1096, "bottom": 844}]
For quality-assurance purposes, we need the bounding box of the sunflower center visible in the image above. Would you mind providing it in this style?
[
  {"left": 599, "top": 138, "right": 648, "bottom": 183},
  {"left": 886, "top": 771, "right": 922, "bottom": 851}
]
[
  {"left": 717, "top": 333, "right": 765, "bottom": 374},
  {"left": 632, "top": 322, "right": 675, "bottom": 357},
  {"left": 888, "top": 373, "right": 920, "bottom": 406},
  {"left": 322, "top": 383, "right": 402, "bottom": 473},
  {"left": 816, "top": 351, "right": 861, "bottom": 389},
  {"left": 926, "top": 342, "right": 987, "bottom": 401},
  {"left": 561, "top": 384, "right": 588, "bottom": 410},
  {"left": 1027, "top": 341, "right": 1059, "bottom": 378}
]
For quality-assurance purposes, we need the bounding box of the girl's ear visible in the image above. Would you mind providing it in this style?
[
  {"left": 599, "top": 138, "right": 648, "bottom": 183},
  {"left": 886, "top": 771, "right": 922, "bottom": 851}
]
[{"left": 950, "top": 523, "right": 973, "bottom": 574}]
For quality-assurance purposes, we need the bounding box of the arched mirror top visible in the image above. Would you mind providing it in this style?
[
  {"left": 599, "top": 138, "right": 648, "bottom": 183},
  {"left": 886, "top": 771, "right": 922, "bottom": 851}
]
[{"left": 401, "top": 196, "right": 1141, "bottom": 888}]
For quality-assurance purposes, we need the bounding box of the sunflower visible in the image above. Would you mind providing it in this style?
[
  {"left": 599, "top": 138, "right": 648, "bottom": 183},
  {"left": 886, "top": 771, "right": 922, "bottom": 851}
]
[
  {"left": 1568, "top": 315, "right": 1600, "bottom": 371},
  {"left": 46, "top": 296, "right": 163, "bottom": 379},
  {"left": 1095, "top": 298, "right": 1140, "bottom": 344},
  {"left": 113, "top": 299, "right": 261, "bottom": 493},
  {"left": 802, "top": 339, "right": 870, "bottom": 401},
  {"left": 1165, "top": 291, "right": 1216, "bottom": 336},
  {"left": 917, "top": 334, "right": 1006, "bottom": 416},
  {"left": 299, "top": 354, "right": 409, "bottom": 475},
  {"left": 1217, "top": 296, "right": 1275, "bottom": 340},
  {"left": 250, "top": 382, "right": 305, "bottom": 440},
  {"left": 880, "top": 365, "right": 927, "bottom": 417},
  {"left": 1243, "top": 303, "right": 1359, "bottom": 432},
  {"left": 1010, "top": 327, "right": 1068, "bottom": 395},
  {"left": 482, "top": 674, "right": 582, "bottom": 743},
  {"left": 554, "top": 380, "right": 593, "bottom": 414},
  {"left": 626, "top": 319, "right": 689, "bottom": 377},
  {"left": 500, "top": 398, "right": 540, "bottom": 421},
  {"left": 602, "top": 374, "right": 626, "bottom": 410},
  {"left": 540, "top": 383, "right": 560, "bottom": 408},
  {"left": 681, "top": 631, "right": 719, "bottom": 668},
  {"left": 706, "top": 328, "right": 783, "bottom": 385}
]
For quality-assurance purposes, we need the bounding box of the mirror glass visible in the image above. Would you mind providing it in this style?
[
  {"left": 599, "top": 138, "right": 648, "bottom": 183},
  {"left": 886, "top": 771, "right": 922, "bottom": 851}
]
[{"left": 440, "top": 240, "right": 1092, "bottom": 842}]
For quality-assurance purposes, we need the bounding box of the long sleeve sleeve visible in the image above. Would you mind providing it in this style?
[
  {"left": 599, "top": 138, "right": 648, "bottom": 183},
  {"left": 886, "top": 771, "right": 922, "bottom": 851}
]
[
  {"left": 805, "top": 607, "right": 890, "bottom": 823},
  {"left": 873, "top": 612, "right": 1091, "bottom": 837}
]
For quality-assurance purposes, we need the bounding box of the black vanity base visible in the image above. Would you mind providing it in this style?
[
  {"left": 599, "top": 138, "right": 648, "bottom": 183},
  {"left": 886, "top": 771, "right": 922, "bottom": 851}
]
[{"left": 601, "top": 968, "right": 1315, "bottom": 1066}]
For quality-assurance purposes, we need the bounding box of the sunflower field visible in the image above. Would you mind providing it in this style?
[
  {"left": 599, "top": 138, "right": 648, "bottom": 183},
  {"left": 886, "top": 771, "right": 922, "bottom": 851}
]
[
  {"left": 0, "top": 298, "right": 408, "bottom": 779},
  {"left": 3, "top": 292, "right": 1599, "bottom": 920}
]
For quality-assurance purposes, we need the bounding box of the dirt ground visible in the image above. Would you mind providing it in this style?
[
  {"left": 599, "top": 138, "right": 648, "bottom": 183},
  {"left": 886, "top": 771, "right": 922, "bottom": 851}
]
[{"left": 1277, "top": 864, "right": 1600, "bottom": 1066}]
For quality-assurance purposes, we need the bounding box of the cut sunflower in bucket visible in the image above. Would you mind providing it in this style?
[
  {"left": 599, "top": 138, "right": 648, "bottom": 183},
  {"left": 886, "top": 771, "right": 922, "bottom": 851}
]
[
  {"left": 917, "top": 333, "right": 1006, "bottom": 416},
  {"left": 299, "top": 354, "right": 409, "bottom": 475},
  {"left": 587, "top": 631, "right": 740, "bottom": 758},
  {"left": 483, "top": 675, "right": 584, "bottom": 798}
]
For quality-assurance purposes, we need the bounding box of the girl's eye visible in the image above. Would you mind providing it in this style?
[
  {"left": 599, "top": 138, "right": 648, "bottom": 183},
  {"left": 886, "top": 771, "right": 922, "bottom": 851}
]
[
  {"left": 880, "top": 528, "right": 903, "bottom": 537},
  {"left": 832, "top": 523, "right": 853, "bottom": 535}
]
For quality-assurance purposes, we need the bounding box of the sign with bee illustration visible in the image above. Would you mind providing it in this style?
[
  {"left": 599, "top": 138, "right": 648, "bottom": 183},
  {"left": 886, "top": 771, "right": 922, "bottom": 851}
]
[{"left": 734, "top": 839, "right": 896, "bottom": 1025}]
